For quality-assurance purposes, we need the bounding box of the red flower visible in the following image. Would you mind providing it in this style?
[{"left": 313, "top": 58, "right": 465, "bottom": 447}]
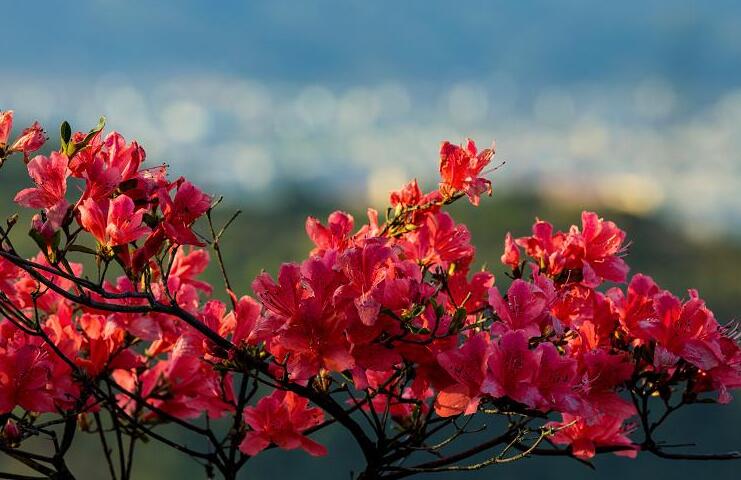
[
  {"left": 75, "top": 314, "right": 140, "bottom": 378},
  {"left": 10, "top": 121, "right": 46, "bottom": 156},
  {"left": 255, "top": 258, "right": 354, "bottom": 381},
  {"left": 0, "top": 344, "right": 55, "bottom": 414},
  {"left": 482, "top": 330, "right": 542, "bottom": 408},
  {"left": 642, "top": 290, "right": 723, "bottom": 371},
  {"left": 435, "top": 333, "right": 490, "bottom": 417},
  {"left": 78, "top": 195, "right": 151, "bottom": 247},
  {"left": 306, "top": 211, "right": 355, "bottom": 255},
  {"left": 400, "top": 212, "right": 475, "bottom": 272},
  {"left": 488, "top": 279, "right": 553, "bottom": 338},
  {"left": 549, "top": 413, "right": 637, "bottom": 460},
  {"left": 158, "top": 180, "right": 211, "bottom": 246},
  {"left": 224, "top": 293, "right": 270, "bottom": 346},
  {"left": 515, "top": 219, "right": 568, "bottom": 274},
  {"left": 513, "top": 212, "right": 628, "bottom": 287},
  {"left": 694, "top": 336, "right": 741, "bottom": 404},
  {"left": 168, "top": 248, "right": 213, "bottom": 294},
  {"left": 501, "top": 232, "right": 521, "bottom": 269},
  {"left": 0, "top": 110, "right": 13, "bottom": 146},
  {"left": 577, "top": 211, "right": 629, "bottom": 287},
  {"left": 439, "top": 138, "right": 495, "bottom": 205},
  {"left": 334, "top": 239, "right": 394, "bottom": 326},
  {"left": 240, "top": 390, "right": 326, "bottom": 457},
  {"left": 608, "top": 273, "right": 660, "bottom": 342},
  {"left": 134, "top": 336, "right": 233, "bottom": 420},
  {"left": 533, "top": 342, "right": 581, "bottom": 413},
  {"left": 14, "top": 152, "right": 70, "bottom": 209}
]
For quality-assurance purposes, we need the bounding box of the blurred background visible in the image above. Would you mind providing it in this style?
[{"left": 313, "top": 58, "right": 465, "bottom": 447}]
[{"left": 1, "top": 0, "right": 740, "bottom": 478}]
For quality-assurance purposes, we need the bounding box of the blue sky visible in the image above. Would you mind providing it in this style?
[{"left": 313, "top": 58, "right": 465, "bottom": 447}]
[
  {"left": 3, "top": 1, "right": 741, "bottom": 235},
  {"left": 6, "top": 1, "right": 741, "bottom": 92}
]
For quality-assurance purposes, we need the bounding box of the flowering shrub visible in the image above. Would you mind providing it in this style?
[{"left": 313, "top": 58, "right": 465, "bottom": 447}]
[{"left": 0, "top": 111, "right": 739, "bottom": 479}]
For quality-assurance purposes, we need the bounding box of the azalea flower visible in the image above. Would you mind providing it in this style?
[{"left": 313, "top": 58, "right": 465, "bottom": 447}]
[
  {"left": 158, "top": 180, "right": 211, "bottom": 246},
  {"left": 577, "top": 211, "right": 629, "bottom": 286},
  {"left": 549, "top": 413, "right": 637, "bottom": 460},
  {"left": 78, "top": 195, "right": 151, "bottom": 247},
  {"left": 482, "top": 330, "right": 542, "bottom": 408},
  {"left": 501, "top": 232, "right": 521, "bottom": 269},
  {"left": 435, "top": 333, "right": 489, "bottom": 416},
  {"left": 0, "top": 344, "right": 55, "bottom": 414},
  {"left": 14, "top": 152, "right": 70, "bottom": 209},
  {"left": 438, "top": 138, "right": 495, "bottom": 205},
  {"left": 334, "top": 239, "right": 394, "bottom": 326},
  {"left": 488, "top": 279, "right": 553, "bottom": 338},
  {"left": 240, "top": 390, "right": 326, "bottom": 457},
  {"left": 306, "top": 211, "right": 355, "bottom": 255},
  {"left": 642, "top": 290, "right": 723, "bottom": 371},
  {"left": 10, "top": 121, "right": 46, "bottom": 156}
]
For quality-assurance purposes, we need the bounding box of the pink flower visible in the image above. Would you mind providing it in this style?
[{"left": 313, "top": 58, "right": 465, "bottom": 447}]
[
  {"left": 533, "top": 342, "right": 581, "bottom": 413},
  {"left": 501, "top": 233, "right": 521, "bottom": 269},
  {"left": 334, "top": 239, "right": 394, "bottom": 326},
  {"left": 0, "top": 344, "right": 55, "bottom": 414},
  {"left": 134, "top": 337, "right": 233, "bottom": 420},
  {"left": 549, "top": 413, "right": 637, "bottom": 460},
  {"left": 515, "top": 219, "right": 568, "bottom": 275},
  {"left": 159, "top": 180, "right": 211, "bottom": 246},
  {"left": 168, "top": 248, "right": 213, "bottom": 294},
  {"left": 255, "top": 258, "right": 354, "bottom": 381},
  {"left": 577, "top": 349, "right": 635, "bottom": 418},
  {"left": 14, "top": 152, "right": 70, "bottom": 209},
  {"left": 78, "top": 195, "right": 151, "bottom": 247},
  {"left": 10, "top": 121, "right": 46, "bottom": 155},
  {"left": 389, "top": 179, "right": 442, "bottom": 224},
  {"left": 577, "top": 211, "right": 629, "bottom": 286},
  {"left": 240, "top": 390, "right": 326, "bottom": 457},
  {"left": 0, "top": 110, "right": 13, "bottom": 146},
  {"left": 488, "top": 279, "right": 552, "bottom": 338},
  {"left": 693, "top": 336, "right": 741, "bottom": 404},
  {"left": 482, "top": 330, "right": 542, "bottom": 408},
  {"left": 446, "top": 270, "right": 496, "bottom": 313},
  {"left": 390, "top": 178, "right": 424, "bottom": 208},
  {"left": 608, "top": 273, "right": 660, "bottom": 341},
  {"left": 513, "top": 212, "right": 628, "bottom": 287},
  {"left": 400, "top": 212, "right": 475, "bottom": 272},
  {"left": 439, "top": 138, "right": 495, "bottom": 205},
  {"left": 102, "top": 131, "right": 145, "bottom": 182},
  {"left": 75, "top": 314, "right": 140, "bottom": 378},
  {"left": 224, "top": 293, "right": 269, "bottom": 346},
  {"left": 642, "top": 290, "right": 723, "bottom": 371},
  {"left": 435, "top": 333, "right": 490, "bottom": 416},
  {"left": 306, "top": 211, "right": 355, "bottom": 255}
]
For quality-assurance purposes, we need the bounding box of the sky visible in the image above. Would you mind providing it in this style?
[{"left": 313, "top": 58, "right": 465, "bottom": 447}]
[{"left": 2, "top": 0, "right": 741, "bottom": 237}]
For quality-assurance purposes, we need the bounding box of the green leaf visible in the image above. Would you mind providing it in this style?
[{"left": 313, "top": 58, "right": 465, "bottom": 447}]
[
  {"left": 81, "top": 116, "right": 106, "bottom": 147},
  {"left": 60, "top": 121, "right": 72, "bottom": 151},
  {"left": 64, "top": 116, "right": 106, "bottom": 158}
]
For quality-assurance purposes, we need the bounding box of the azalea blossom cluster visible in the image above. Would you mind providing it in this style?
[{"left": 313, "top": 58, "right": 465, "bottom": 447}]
[{"left": 0, "top": 114, "right": 739, "bottom": 479}]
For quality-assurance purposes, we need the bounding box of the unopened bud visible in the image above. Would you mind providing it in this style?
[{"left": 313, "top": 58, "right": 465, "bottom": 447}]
[
  {"left": 0, "top": 110, "right": 14, "bottom": 146},
  {"left": 1, "top": 419, "right": 21, "bottom": 446}
]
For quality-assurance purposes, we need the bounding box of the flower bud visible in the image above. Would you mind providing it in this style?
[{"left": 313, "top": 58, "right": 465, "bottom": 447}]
[
  {"left": 0, "top": 110, "right": 13, "bottom": 146},
  {"left": 1, "top": 419, "right": 21, "bottom": 446},
  {"left": 11, "top": 121, "right": 46, "bottom": 156},
  {"left": 32, "top": 213, "right": 54, "bottom": 241}
]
